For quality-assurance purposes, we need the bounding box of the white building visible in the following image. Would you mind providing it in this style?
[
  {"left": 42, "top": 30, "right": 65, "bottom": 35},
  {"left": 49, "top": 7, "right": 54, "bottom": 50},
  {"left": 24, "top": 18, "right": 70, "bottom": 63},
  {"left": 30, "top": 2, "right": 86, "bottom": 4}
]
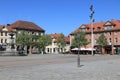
[
  {"left": 0, "top": 20, "right": 45, "bottom": 53},
  {"left": 45, "top": 33, "right": 70, "bottom": 54}
]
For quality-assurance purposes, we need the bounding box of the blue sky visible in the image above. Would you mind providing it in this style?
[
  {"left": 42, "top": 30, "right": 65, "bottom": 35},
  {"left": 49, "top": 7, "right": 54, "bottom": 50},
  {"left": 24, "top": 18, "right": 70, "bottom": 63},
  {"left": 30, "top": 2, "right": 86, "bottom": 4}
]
[{"left": 0, "top": 0, "right": 120, "bottom": 36}]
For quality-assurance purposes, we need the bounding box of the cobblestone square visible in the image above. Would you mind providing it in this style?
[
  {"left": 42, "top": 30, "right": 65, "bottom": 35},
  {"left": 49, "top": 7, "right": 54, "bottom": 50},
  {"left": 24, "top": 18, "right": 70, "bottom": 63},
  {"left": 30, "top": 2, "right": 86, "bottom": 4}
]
[{"left": 0, "top": 54, "right": 120, "bottom": 80}]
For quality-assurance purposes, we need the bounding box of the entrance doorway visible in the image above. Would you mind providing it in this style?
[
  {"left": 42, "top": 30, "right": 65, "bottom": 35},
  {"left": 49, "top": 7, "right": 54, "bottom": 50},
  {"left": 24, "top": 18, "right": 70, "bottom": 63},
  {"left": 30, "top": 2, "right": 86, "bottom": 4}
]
[{"left": 105, "top": 46, "right": 112, "bottom": 54}]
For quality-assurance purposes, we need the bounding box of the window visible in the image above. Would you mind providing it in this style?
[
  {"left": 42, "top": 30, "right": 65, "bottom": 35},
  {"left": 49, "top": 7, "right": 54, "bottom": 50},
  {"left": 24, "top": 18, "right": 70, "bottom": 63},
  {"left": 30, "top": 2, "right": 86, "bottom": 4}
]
[
  {"left": 1, "top": 32, "right": 3, "bottom": 36},
  {"left": 47, "top": 48, "right": 49, "bottom": 53},
  {"left": 114, "top": 32, "right": 118, "bottom": 35},
  {"left": 109, "top": 38, "right": 112, "bottom": 43},
  {"left": 5, "top": 32, "right": 7, "bottom": 36},
  {"left": 115, "top": 38, "right": 118, "bottom": 43},
  {"left": 53, "top": 48, "right": 55, "bottom": 52},
  {"left": 32, "top": 32, "right": 34, "bottom": 34},
  {"left": 27, "top": 32, "right": 30, "bottom": 34},
  {"left": 108, "top": 26, "right": 112, "bottom": 30},
  {"left": 104, "top": 27, "right": 107, "bottom": 30},
  {"left": 109, "top": 32, "right": 111, "bottom": 35},
  {"left": 81, "top": 29, "right": 86, "bottom": 32},
  {"left": 5, "top": 39, "right": 7, "bottom": 43},
  {"left": 57, "top": 48, "right": 60, "bottom": 52},
  {"left": 97, "top": 27, "right": 101, "bottom": 31},
  {"left": 104, "top": 26, "right": 112, "bottom": 30},
  {"left": 1, "top": 39, "right": 3, "bottom": 43}
]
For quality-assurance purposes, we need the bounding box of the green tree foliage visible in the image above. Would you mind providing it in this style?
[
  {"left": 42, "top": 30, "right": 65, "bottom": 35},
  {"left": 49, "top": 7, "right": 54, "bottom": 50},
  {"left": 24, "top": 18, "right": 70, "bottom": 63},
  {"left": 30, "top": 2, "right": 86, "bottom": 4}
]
[
  {"left": 16, "top": 32, "right": 52, "bottom": 54},
  {"left": 38, "top": 34, "right": 52, "bottom": 54},
  {"left": 72, "top": 31, "right": 90, "bottom": 48},
  {"left": 57, "top": 33, "right": 66, "bottom": 53},
  {"left": 96, "top": 33, "right": 108, "bottom": 46},
  {"left": 16, "top": 31, "right": 37, "bottom": 54},
  {"left": 96, "top": 33, "right": 108, "bottom": 54},
  {"left": 16, "top": 31, "right": 30, "bottom": 46}
]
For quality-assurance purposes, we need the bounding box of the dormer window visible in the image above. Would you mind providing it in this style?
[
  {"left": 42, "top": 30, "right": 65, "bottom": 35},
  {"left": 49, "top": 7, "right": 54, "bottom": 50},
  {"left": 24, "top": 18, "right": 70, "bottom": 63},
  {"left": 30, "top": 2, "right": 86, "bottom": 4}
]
[
  {"left": 104, "top": 25, "right": 113, "bottom": 30},
  {"left": 82, "top": 28, "right": 86, "bottom": 32},
  {"left": 80, "top": 25, "right": 88, "bottom": 32},
  {"left": 80, "top": 28, "right": 87, "bottom": 32},
  {"left": 97, "top": 27, "right": 101, "bottom": 31},
  {"left": 32, "top": 32, "right": 34, "bottom": 34},
  {"left": 104, "top": 21, "right": 114, "bottom": 30}
]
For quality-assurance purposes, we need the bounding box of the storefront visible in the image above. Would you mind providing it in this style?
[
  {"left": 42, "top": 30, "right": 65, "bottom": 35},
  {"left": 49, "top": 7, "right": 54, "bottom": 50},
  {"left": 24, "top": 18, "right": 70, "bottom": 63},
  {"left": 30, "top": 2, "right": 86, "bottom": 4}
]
[{"left": 114, "top": 45, "right": 120, "bottom": 55}]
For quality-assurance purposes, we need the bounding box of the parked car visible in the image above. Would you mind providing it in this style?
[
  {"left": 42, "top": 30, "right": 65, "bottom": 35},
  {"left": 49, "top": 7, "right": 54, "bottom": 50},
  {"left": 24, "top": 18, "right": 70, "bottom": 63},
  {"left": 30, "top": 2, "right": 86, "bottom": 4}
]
[{"left": 0, "top": 44, "right": 6, "bottom": 51}]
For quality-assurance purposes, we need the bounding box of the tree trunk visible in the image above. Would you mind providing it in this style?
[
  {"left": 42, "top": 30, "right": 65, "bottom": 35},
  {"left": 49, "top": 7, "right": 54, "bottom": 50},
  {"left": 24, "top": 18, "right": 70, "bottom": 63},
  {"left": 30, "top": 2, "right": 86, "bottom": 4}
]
[
  {"left": 111, "top": 45, "right": 114, "bottom": 55},
  {"left": 29, "top": 45, "right": 32, "bottom": 54},
  {"left": 102, "top": 47, "right": 105, "bottom": 54}
]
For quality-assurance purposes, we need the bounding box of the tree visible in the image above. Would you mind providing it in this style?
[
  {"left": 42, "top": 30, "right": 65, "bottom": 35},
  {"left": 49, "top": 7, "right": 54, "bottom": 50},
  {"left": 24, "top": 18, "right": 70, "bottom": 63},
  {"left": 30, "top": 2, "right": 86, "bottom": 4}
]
[
  {"left": 56, "top": 33, "right": 66, "bottom": 53},
  {"left": 72, "top": 31, "right": 90, "bottom": 48},
  {"left": 96, "top": 33, "right": 108, "bottom": 54},
  {"left": 38, "top": 34, "right": 52, "bottom": 54},
  {"left": 16, "top": 31, "right": 34, "bottom": 54},
  {"left": 16, "top": 31, "right": 27, "bottom": 46}
]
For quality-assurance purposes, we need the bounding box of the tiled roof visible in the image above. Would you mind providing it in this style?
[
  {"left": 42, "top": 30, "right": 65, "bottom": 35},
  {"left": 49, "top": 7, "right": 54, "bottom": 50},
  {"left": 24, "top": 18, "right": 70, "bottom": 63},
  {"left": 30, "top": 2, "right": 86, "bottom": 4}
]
[
  {"left": 50, "top": 33, "right": 61, "bottom": 39},
  {"left": 8, "top": 20, "right": 45, "bottom": 32},
  {"left": 111, "top": 20, "right": 120, "bottom": 30},
  {"left": 50, "top": 33, "right": 70, "bottom": 42},
  {"left": 70, "top": 20, "right": 120, "bottom": 35},
  {"left": 0, "top": 25, "right": 15, "bottom": 32},
  {"left": 64, "top": 36, "right": 70, "bottom": 43},
  {"left": 6, "top": 26, "right": 16, "bottom": 32},
  {"left": 0, "top": 25, "right": 3, "bottom": 30}
]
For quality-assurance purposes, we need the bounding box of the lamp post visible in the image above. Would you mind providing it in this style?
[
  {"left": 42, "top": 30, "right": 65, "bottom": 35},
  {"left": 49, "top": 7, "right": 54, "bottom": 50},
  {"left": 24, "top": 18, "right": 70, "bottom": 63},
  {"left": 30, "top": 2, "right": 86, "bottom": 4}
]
[
  {"left": 90, "top": 5, "right": 95, "bottom": 56},
  {"left": 76, "top": 31, "right": 81, "bottom": 67}
]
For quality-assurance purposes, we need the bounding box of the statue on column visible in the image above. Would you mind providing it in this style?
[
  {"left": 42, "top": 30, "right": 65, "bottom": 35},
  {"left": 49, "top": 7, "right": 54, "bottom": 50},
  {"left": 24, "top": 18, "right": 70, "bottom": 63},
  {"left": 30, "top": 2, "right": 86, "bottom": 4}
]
[{"left": 9, "top": 32, "right": 15, "bottom": 49}]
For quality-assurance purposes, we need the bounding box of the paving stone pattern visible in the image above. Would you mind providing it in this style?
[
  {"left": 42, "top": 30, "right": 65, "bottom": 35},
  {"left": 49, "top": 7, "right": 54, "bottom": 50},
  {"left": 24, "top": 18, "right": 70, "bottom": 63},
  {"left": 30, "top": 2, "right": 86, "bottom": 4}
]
[{"left": 0, "top": 54, "right": 120, "bottom": 80}]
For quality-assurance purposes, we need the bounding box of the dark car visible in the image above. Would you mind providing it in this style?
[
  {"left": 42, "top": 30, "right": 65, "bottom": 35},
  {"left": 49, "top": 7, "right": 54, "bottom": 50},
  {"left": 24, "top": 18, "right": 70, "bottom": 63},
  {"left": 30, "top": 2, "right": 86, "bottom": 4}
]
[{"left": 0, "top": 43, "right": 7, "bottom": 51}]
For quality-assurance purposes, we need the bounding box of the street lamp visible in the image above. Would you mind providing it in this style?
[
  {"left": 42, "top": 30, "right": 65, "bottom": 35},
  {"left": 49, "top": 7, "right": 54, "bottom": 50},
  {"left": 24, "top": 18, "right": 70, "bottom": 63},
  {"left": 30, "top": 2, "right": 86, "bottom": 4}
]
[
  {"left": 90, "top": 5, "right": 95, "bottom": 56},
  {"left": 76, "top": 31, "right": 81, "bottom": 67}
]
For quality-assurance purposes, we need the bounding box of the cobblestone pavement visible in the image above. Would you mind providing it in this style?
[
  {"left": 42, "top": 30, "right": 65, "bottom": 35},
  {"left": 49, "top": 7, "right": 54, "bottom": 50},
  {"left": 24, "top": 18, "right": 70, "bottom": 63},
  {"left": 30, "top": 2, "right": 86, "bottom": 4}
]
[{"left": 0, "top": 54, "right": 120, "bottom": 80}]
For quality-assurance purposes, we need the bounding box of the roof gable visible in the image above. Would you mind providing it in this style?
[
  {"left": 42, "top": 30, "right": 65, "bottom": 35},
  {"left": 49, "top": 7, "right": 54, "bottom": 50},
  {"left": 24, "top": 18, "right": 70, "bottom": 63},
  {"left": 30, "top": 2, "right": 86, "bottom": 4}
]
[
  {"left": 104, "top": 21, "right": 115, "bottom": 26},
  {"left": 50, "top": 33, "right": 61, "bottom": 39},
  {"left": 2, "top": 26, "right": 8, "bottom": 31},
  {"left": 80, "top": 24, "right": 88, "bottom": 29},
  {"left": 50, "top": 33, "right": 70, "bottom": 43},
  {"left": 0, "top": 25, "right": 9, "bottom": 31}
]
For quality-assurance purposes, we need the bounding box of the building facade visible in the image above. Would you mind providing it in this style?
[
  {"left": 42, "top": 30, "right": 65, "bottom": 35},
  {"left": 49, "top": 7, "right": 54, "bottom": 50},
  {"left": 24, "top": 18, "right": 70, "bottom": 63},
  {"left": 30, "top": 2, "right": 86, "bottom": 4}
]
[
  {"left": 0, "top": 20, "right": 45, "bottom": 53},
  {"left": 70, "top": 20, "right": 120, "bottom": 55},
  {"left": 45, "top": 33, "right": 70, "bottom": 54}
]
